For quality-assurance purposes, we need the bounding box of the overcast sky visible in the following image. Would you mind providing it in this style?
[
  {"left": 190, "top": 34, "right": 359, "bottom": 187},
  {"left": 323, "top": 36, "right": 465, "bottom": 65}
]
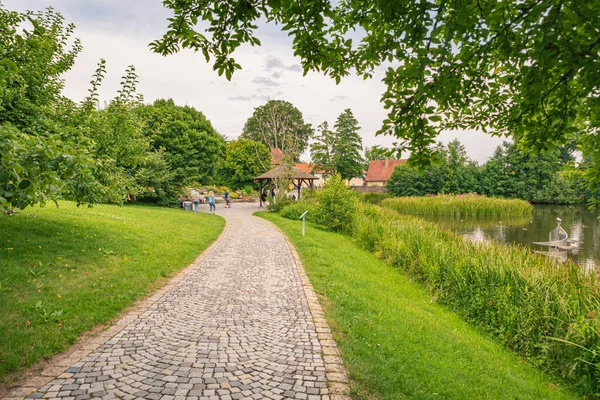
[{"left": 6, "top": 0, "right": 505, "bottom": 162}]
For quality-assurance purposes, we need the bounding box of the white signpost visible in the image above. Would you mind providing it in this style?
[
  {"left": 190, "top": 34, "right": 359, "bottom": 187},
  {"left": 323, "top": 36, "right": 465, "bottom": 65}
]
[{"left": 300, "top": 210, "right": 309, "bottom": 236}]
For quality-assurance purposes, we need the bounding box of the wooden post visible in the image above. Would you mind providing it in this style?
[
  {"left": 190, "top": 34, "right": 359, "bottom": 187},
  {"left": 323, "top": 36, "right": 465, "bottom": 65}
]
[
  {"left": 259, "top": 180, "right": 263, "bottom": 208},
  {"left": 297, "top": 179, "right": 301, "bottom": 200}
]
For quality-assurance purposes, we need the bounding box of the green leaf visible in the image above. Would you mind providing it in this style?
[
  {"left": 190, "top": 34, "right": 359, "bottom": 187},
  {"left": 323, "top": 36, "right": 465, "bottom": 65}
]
[{"left": 1, "top": 58, "right": 18, "bottom": 71}]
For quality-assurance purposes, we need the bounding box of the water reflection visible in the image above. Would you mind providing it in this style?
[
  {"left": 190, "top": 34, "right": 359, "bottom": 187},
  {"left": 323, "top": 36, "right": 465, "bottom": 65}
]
[{"left": 423, "top": 205, "right": 599, "bottom": 268}]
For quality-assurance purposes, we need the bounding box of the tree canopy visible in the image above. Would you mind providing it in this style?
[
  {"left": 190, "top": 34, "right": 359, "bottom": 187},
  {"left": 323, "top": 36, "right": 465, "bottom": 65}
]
[
  {"left": 479, "top": 141, "right": 582, "bottom": 204},
  {"left": 152, "top": 0, "right": 600, "bottom": 200},
  {"left": 310, "top": 122, "right": 336, "bottom": 175},
  {"left": 220, "top": 138, "right": 271, "bottom": 190},
  {"left": 241, "top": 99, "right": 313, "bottom": 160},
  {"left": 0, "top": 6, "right": 97, "bottom": 211},
  {"left": 333, "top": 109, "right": 363, "bottom": 180},
  {"left": 364, "top": 147, "right": 387, "bottom": 163},
  {"left": 136, "top": 99, "right": 226, "bottom": 186},
  {"left": 311, "top": 109, "right": 364, "bottom": 180},
  {"left": 0, "top": 5, "right": 225, "bottom": 211},
  {"left": 387, "top": 139, "right": 584, "bottom": 204}
]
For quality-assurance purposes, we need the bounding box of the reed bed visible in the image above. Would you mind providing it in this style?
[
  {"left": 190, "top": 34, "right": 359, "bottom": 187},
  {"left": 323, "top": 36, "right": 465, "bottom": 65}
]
[
  {"left": 426, "top": 214, "right": 531, "bottom": 230},
  {"left": 352, "top": 204, "right": 600, "bottom": 396},
  {"left": 360, "top": 192, "right": 390, "bottom": 205},
  {"left": 382, "top": 193, "right": 532, "bottom": 216}
]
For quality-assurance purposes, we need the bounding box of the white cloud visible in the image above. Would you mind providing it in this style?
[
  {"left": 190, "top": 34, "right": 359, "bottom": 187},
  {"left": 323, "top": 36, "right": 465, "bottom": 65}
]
[
  {"left": 3, "top": 0, "right": 505, "bottom": 162},
  {"left": 330, "top": 95, "right": 349, "bottom": 102},
  {"left": 252, "top": 76, "right": 280, "bottom": 87}
]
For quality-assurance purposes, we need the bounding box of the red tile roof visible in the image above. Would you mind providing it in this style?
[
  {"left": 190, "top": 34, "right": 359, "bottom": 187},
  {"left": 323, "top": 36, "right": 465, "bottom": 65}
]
[
  {"left": 365, "top": 159, "right": 406, "bottom": 182},
  {"left": 271, "top": 148, "right": 283, "bottom": 165},
  {"left": 295, "top": 163, "right": 325, "bottom": 174}
]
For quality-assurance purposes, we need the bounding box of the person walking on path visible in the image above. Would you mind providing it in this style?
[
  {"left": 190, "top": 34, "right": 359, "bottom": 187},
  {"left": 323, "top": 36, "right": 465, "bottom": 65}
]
[
  {"left": 260, "top": 188, "right": 267, "bottom": 204},
  {"left": 224, "top": 190, "right": 231, "bottom": 208},
  {"left": 193, "top": 194, "right": 199, "bottom": 212},
  {"left": 207, "top": 190, "right": 216, "bottom": 213}
]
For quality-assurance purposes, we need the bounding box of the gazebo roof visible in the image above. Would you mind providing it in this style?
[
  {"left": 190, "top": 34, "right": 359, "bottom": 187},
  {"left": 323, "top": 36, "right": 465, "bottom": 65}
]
[{"left": 255, "top": 165, "right": 318, "bottom": 180}]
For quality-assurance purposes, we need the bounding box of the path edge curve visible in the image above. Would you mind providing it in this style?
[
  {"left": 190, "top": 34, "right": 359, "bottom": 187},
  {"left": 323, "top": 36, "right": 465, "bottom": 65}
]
[
  {"left": 257, "top": 213, "right": 351, "bottom": 400},
  {"left": 4, "top": 215, "right": 230, "bottom": 400}
]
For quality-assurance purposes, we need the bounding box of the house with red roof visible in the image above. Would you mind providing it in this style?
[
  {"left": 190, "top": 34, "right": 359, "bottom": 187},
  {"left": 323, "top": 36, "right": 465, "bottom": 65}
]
[
  {"left": 296, "top": 163, "right": 367, "bottom": 187},
  {"left": 271, "top": 148, "right": 367, "bottom": 188},
  {"left": 295, "top": 163, "right": 328, "bottom": 187},
  {"left": 365, "top": 159, "right": 406, "bottom": 186}
]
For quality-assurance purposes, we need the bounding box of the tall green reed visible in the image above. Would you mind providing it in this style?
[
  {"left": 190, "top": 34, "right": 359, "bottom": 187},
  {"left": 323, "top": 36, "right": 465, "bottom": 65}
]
[
  {"left": 352, "top": 205, "right": 600, "bottom": 396},
  {"left": 360, "top": 192, "right": 390, "bottom": 205},
  {"left": 382, "top": 194, "right": 533, "bottom": 216}
]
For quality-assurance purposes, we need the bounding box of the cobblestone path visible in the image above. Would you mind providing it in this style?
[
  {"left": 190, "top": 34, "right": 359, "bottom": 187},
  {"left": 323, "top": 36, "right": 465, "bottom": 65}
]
[{"left": 17, "top": 204, "right": 346, "bottom": 400}]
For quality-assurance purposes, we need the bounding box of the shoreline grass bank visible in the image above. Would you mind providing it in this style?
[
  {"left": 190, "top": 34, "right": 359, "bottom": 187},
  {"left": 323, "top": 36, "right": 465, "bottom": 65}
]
[
  {"left": 352, "top": 205, "right": 600, "bottom": 396},
  {"left": 277, "top": 173, "right": 599, "bottom": 396},
  {"left": 259, "top": 212, "right": 577, "bottom": 399},
  {"left": 0, "top": 202, "right": 224, "bottom": 385},
  {"left": 382, "top": 193, "right": 533, "bottom": 216}
]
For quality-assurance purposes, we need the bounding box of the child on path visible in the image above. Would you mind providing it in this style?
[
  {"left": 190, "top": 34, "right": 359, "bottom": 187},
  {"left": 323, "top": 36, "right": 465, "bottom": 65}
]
[
  {"left": 208, "top": 191, "right": 216, "bottom": 213},
  {"left": 224, "top": 190, "right": 231, "bottom": 208}
]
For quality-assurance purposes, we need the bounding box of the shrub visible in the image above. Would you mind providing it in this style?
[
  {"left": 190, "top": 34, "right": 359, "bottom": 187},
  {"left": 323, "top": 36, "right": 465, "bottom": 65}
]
[
  {"left": 280, "top": 201, "right": 318, "bottom": 222},
  {"left": 315, "top": 174, "right": 359, "bottom": 232},
  {"left": 360, "top": 192, "right": 389, "bottom": 205},
  {"left": 240, "top": 184, "right": 258, "bottom": 196},
  {"left": 267, "top": 191, "right": 294, "bottom": 212}
]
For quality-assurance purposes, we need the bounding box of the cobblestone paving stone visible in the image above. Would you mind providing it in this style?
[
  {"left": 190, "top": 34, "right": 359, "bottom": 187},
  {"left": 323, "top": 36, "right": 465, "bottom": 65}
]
[{"left": 21, "top": 204, "right": 337, "bottom": 400}]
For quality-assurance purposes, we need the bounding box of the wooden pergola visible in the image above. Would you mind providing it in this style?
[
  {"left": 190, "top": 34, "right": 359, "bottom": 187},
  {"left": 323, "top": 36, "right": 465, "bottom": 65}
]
[{"left": 255, "top": 165, "right": 318, "bottom": 208}]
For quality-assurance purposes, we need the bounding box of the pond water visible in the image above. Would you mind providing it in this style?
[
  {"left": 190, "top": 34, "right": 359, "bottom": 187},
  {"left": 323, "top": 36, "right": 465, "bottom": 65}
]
[{"left": 422, "top": 205, "right": 600, "bottom": 269}]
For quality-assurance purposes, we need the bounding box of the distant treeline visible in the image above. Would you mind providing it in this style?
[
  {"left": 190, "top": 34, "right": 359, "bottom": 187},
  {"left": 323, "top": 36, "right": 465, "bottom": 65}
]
[
  {"left": 387, "top": 140, "right": 594, "bottom": 204},
  {"left": 0, "top": 6, "right": 275, "bottom": 211}
]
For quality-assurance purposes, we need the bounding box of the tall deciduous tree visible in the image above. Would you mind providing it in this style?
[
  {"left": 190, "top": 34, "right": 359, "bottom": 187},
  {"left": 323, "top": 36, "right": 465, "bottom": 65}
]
[
  {"left": 1, "top": 5, "right": 192, "bottom": 210},
  {"left": 152, "top": 0, "right": 600, "bottom": 198},
  {"left": 136, "top": 99, "right": 226, "bottom": 186},
  {"left": 444, "top": 139, "right": 480, "bottom": 194},
  {"left": 480, "top": 141, "right": 577, "bottom": 203},
  {"left": 387, "top": 139, "right": 583, "bottom": 203},
  {"left": 387, "top": 163, "right": 446, "bottom": 197},
  {"left": 387, "top": 144, "right": 448, "bottom": 197},
  {"left": 220, "top": 138, "right": 271, "bottom": 190},
  {"left": 240, "top": 100, "right": 313, "bottom": 160},
  {"left": 84, "top": 64, "right": 157, "bottom": 204},
  {"left": 0, "top": 6, "right": 99, "bottom": 211},
  {"left": 364, "top": 146, "right": 386, "bottom": 162}
]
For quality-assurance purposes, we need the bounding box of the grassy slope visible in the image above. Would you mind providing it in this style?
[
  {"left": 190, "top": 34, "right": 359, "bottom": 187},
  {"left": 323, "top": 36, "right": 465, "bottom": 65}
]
[
  {"left": 0, "top": 202, "right": 224, "bottom": 383},
  {"left": 258, "top": 212, "right": 577, "bottom": 400}
]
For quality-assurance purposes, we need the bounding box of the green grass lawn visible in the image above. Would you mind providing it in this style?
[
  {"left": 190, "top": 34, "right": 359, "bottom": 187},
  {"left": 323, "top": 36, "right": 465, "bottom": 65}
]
[
  {"left": 0, "top": 202, "right": 224, "bottom": 385},
  {"left": 258, "top": 212, "right": 578, "bottom": 400}
]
